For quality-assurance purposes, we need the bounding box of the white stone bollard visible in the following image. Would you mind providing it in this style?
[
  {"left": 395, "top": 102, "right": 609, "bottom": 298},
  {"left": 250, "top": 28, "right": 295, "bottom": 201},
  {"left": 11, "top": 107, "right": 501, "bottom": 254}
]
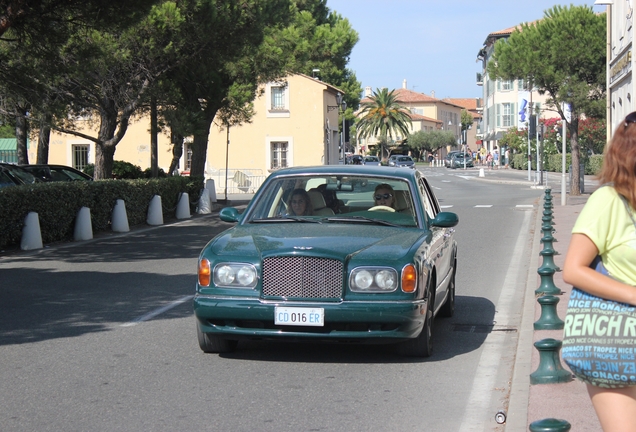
[
  {"left": 147, "top": 195, "right": 163, "bottom": 226},
  {"left": 479, "top": 168, "right": 485, "bottom": 177},
  {"left": 74, "top": 207, "right": 93, "bottom": 241},
  {"left": 197, "top": 188, "right": 211, "bottom": 214},
  {"left": 112, "top": 199, "right": 130, "bottom": 232},
  {"left": 176, "top": 192, "right": 191, "bottom": 219},
  {"left": 205, "top": 179, "right": 217, "bottom": 203},
  {"left": 21, "top": 211, "right": 43, "bottom": 250}
]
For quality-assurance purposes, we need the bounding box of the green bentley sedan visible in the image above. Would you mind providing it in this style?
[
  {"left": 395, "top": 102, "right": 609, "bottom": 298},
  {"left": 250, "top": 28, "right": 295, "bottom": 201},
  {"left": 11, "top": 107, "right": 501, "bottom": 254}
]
[{"left": 194, "top": 165, "right": 458, "bottom": 357}]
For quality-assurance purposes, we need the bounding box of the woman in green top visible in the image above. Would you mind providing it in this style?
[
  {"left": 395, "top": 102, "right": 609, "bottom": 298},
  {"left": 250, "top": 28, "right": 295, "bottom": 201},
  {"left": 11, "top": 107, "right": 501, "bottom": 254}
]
[{"left": 564, "top": 111, "right": 636, "bottom": 432}]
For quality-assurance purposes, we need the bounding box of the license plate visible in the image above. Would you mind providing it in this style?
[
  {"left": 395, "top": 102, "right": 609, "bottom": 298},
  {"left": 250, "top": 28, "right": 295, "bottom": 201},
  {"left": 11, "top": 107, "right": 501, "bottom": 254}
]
[{"left": 274, "top": 307, "right": 324, "bottom": 326}]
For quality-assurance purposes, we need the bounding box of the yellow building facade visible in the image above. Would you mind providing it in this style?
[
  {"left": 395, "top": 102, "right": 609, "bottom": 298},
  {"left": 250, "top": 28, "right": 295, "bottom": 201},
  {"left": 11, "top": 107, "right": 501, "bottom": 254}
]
[{"left": 41, "top": 73, "right": 344, "bottom": 193}]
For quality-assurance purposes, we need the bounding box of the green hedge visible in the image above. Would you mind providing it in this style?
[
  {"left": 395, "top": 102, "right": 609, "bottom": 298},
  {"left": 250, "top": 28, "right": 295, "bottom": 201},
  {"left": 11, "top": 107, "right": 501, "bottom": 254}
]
[
  {"left": 510, "top": 153, "right": 603, "bottom": 176},
  {"left": 0, "top": 176, "right": 203, "bottom": 249}
]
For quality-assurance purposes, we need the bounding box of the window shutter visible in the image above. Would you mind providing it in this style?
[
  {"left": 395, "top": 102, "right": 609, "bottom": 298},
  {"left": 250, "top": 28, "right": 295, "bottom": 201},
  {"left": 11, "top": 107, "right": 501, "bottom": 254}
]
[{"left": 496, "top": 104, "right": 500, "bottom": 127}]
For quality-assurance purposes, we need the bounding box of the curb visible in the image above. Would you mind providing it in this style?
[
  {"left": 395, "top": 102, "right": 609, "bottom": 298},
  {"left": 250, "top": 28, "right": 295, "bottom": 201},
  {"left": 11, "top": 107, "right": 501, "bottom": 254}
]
[{"left": 505, "top": 197, "right": 543, "bottom": 431}]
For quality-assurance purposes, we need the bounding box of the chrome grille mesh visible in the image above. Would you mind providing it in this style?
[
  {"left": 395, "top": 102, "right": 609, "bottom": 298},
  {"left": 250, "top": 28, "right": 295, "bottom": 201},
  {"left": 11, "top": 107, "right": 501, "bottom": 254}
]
[{"left": 262, "top": 257, "right": 343, "bottom": 299}]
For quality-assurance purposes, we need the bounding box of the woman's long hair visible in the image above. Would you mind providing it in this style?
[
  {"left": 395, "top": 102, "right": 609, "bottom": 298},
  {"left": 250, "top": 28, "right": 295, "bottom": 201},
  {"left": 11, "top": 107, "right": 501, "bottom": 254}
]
[{"left": 598, "top": 115, "right": 636, "bottom": 209}]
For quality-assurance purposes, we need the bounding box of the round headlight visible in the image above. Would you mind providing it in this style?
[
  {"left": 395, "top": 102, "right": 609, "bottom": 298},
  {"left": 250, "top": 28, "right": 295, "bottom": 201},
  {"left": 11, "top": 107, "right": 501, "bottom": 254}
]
[
  {"left": 354, "top": 270, "right": 373, "bottom": 289},
  {"left": 237, "top": 266, "right": 256, "bottom": 286},
  {"left": 216, "top": 265, "right": 235, "bottom": 285},
  {"left": 375, "top": 270, "right": 396, "bottom": 290}
]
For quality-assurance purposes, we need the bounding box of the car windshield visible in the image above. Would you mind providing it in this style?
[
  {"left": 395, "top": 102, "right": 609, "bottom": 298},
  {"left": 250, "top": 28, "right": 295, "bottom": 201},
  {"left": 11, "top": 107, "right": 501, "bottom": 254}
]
[
  {"left": 364, "top": 157, "right": 379, "bottom": 162},
  {"left": 245, "top": 175, "right": 418, "bottom": 227},
  {"left": 398, "top": 157, "right": 412, "bottom": 162},
  {"left": 2, "top": 165, "right": 38, "bottom": 185}
]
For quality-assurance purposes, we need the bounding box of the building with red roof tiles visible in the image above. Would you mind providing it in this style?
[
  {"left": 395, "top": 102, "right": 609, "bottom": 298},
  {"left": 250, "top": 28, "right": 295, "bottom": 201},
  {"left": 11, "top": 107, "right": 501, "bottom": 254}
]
[{"left": 356, "top": 81, "right": 464, "bottom": 157}]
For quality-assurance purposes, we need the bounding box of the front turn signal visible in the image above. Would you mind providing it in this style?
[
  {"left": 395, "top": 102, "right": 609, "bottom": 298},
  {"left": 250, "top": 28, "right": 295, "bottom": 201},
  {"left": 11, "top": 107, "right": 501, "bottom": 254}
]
[
  {"left": 401, "top": 264, "right": 417, "bottom": 293},
  {"left": 198, "top": 258, "right": 211, "bottom": 287}
]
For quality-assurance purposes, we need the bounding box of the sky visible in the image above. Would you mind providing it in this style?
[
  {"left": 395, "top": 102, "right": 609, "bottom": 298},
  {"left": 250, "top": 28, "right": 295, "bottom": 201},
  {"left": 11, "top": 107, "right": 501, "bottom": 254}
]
[{"left": 326, "top": 0, "right": 606, "bottom": 100}]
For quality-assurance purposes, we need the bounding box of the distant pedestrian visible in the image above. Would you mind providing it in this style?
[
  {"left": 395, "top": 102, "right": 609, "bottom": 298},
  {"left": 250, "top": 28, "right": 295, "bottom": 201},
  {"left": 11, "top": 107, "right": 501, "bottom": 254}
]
[
  {"left": 504, "top": 148, "right": 510, "bottom": 168},
  {"left": 486, "top": 152, "right": 493, "bottom": 170},
  {"left": 493, "top": 150, "right": 499, "bottom": 170}
]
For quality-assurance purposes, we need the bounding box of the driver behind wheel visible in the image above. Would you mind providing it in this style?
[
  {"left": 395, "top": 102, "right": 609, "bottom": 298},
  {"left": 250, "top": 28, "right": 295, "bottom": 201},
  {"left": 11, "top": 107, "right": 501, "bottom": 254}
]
[{"left": 373, "top": 184, "right": 395, "bottom": 209}]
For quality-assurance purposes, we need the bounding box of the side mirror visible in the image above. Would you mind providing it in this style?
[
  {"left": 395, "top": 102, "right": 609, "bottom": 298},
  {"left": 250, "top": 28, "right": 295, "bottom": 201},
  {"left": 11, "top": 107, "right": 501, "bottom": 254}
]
[
  {"left": 219, "top": 207, "right": 241, "bottom": 223},
  {"left": 431, "top": 212, "right": 459, "bottom": 228}
]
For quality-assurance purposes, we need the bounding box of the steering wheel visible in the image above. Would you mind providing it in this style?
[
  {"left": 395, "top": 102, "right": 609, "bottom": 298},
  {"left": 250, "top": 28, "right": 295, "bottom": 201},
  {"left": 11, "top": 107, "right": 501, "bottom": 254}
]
[{"left": 368, "top": 205, "right": 395, "bottom": 212}]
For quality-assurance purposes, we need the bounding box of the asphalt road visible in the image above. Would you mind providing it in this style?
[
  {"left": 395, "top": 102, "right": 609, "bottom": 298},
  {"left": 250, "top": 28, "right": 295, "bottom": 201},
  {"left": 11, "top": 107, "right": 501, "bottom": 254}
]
[{"left": 0, "top": 168, "right": 543, "bottom": 432}]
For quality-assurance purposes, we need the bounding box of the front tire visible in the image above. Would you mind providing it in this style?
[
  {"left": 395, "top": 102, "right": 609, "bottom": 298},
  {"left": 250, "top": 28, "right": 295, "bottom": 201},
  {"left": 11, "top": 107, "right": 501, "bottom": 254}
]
[
  {"left": 197, "top": 322, "right": 238, "bottom": 353},
  {"left": 398, "top": 289, "right": 433, "bottom": 357}
]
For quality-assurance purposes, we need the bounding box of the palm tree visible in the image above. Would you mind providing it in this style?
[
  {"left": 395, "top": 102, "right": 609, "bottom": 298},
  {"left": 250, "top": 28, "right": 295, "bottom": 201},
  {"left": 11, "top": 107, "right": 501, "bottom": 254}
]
[{"left": 357, "top": 88, "right": 412, "bottom": 161}]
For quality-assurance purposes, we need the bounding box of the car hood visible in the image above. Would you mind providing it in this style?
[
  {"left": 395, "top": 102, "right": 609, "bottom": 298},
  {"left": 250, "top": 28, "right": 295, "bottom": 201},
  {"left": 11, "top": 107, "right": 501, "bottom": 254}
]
[{"left": 206, "top": 223, "right": 428, "bottom": 262}]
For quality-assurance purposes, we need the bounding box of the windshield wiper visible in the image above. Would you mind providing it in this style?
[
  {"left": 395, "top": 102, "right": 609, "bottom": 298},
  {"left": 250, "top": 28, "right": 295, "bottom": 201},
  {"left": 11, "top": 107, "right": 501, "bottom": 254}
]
[
  {"left": 251, "top": 216, "right": 323, "bottom": 224},
  {"left": 325, "top": 216, "right": 400, "bottom": 227}
]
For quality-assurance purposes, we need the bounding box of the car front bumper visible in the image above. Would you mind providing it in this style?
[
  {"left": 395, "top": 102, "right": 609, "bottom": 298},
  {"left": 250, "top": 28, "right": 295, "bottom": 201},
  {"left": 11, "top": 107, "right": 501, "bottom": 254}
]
[{"left": 194, "top": 295, "right": 427, "bottom": 342}]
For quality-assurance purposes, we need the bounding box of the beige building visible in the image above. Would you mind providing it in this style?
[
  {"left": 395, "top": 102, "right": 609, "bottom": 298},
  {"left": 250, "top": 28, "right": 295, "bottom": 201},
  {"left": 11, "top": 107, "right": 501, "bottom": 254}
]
[
  {"left": 443, "top": 98, "right": 483, "bottom": 152},
  {"left": 40, "top": 73, "right": 344, "bottom": 193}
]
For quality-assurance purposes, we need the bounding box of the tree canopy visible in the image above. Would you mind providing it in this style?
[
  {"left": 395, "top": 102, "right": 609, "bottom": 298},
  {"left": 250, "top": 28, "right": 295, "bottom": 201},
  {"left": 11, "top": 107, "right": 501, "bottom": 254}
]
[
  {"left": 487, "top": 5, "right": 605, "bottom": 195},
  {"left": 0, "top": 0, "right": 361, "bottom": 179}
]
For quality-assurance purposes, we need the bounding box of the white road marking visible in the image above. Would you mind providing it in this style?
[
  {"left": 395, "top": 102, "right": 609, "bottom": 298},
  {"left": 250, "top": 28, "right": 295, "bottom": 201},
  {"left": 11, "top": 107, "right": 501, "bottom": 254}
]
[
  {"left": 121, "top": 295, "right": 194, "bottom": 327},
  {"left": 516, "top": 205, "right": 534, "bottom": 208},
  {"left": 474, "top": 205, "right": 493, "bottom": 208},
  {"left": 458, "top": 210, "right": 531, "bottom": 431},
  {"left": 440, "top": 205, "right": 453, "bottom": 208},
  {"left": 441, "top": 180, "right": 452, "bottom": 183}
]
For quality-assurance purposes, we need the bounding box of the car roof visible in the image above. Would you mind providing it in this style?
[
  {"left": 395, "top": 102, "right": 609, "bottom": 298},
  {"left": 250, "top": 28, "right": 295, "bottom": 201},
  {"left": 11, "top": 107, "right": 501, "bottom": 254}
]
[{"left": 267, "top": 165, "right": 420, "bottom": 181}]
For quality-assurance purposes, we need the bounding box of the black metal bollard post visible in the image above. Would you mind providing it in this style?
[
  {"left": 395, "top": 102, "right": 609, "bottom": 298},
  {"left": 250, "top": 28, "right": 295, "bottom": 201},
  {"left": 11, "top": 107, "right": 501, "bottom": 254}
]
[
  {"left": 530, "top": 338, "right": 573, "bottom": 384},
  {"left": 534, "top": 295, "right": 564, "bottom": 330},
  {"left": 529, "top": 418, "right": 571, "bottom": 432}
]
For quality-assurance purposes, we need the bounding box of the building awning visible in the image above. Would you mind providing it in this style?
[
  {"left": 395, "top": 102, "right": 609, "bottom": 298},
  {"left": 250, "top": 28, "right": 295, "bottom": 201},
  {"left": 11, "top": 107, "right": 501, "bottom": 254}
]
[{"left": 0, "top": 138, "right": 17, "bottom": 151}]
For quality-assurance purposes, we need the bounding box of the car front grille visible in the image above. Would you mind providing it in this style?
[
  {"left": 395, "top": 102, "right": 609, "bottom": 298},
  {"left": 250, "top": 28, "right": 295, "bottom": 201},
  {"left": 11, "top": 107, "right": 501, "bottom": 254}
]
[{"left": 262, "top": 257, "right": 343, "bottom": 299}]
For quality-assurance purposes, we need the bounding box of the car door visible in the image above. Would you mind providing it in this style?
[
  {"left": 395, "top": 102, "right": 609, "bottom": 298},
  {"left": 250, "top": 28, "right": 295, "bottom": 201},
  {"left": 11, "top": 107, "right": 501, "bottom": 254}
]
[{"left": 417, "top": 176, "right": 453, "bottom": 312}]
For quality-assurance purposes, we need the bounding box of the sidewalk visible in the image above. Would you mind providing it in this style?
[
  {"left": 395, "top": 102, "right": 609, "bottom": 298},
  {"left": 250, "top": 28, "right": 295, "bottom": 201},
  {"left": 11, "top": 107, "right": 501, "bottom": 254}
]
[{"left": 469, "top": 167, "right": 601, "bottom": 430}]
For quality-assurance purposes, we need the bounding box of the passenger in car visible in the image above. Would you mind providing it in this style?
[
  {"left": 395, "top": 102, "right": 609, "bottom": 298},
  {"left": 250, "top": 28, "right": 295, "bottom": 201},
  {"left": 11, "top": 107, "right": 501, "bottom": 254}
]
[
  {"left": 373, "top": 184, "right": 396, "bottom": 209},
  {"left": 286, "top": 189, "right": 313, "bottom": 216}
]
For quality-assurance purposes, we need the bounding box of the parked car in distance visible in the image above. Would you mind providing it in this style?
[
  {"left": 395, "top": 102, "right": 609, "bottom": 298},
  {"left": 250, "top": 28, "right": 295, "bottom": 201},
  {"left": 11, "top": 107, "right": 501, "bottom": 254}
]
[
  {"left": 20, "top": 164, "right": 93, "bottom": 182},
  {"left": 387, "top": 155, "right": 415, "bottom": 169},
  {"left": 449, "top": 153, "right": 474, "bottom": 169},
  {"left": 444, "top": 151, "right": 461, "bottom": 168},
  {"left": 0, "top": 162, "right": 41, "bottom": 188},
  {"left": 363, "top": 155, "right": 381, "bottom": 166},
  {"left": 194, "top": 165, "right": 459, "bottom": 357}
]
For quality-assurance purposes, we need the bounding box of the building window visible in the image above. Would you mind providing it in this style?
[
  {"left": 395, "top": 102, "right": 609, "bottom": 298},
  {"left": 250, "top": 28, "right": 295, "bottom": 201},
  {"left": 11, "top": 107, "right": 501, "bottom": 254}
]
[
  {"left": 271, "top": 141, "right": 288, "bottom": 170},
  {"left": 498, "top": 103, "right": 515, "bottom": 128},
  {"left": 517, "top": 79, "right": 525, "bottom": 91},
  {"left": 500, "top": 80, "right": 512, "bottom": 91},
  {"left": 185, "top": 143, "right": 192, "bottom": 172},
  {"left": 266, "top": 81, "right": 290, "bottom": 118},
  {"left": 72, "top": 144, "right": 89, "bottom": 171},
  {"left": 271, "top": 86, "right": 285, "bottom": 110}
]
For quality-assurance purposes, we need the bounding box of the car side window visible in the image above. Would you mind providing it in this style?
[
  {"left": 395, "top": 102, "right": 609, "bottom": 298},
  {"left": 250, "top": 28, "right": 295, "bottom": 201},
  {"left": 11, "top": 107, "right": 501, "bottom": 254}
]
[{"left": 418, "top": 178, "right": 439, "bottom": 220}]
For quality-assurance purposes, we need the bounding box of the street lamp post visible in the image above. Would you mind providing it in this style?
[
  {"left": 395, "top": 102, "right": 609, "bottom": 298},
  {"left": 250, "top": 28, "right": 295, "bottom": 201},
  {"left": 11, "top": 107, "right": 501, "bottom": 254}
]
[{"left": 341, "top": 99, "right": 347, "bottom": 164}]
